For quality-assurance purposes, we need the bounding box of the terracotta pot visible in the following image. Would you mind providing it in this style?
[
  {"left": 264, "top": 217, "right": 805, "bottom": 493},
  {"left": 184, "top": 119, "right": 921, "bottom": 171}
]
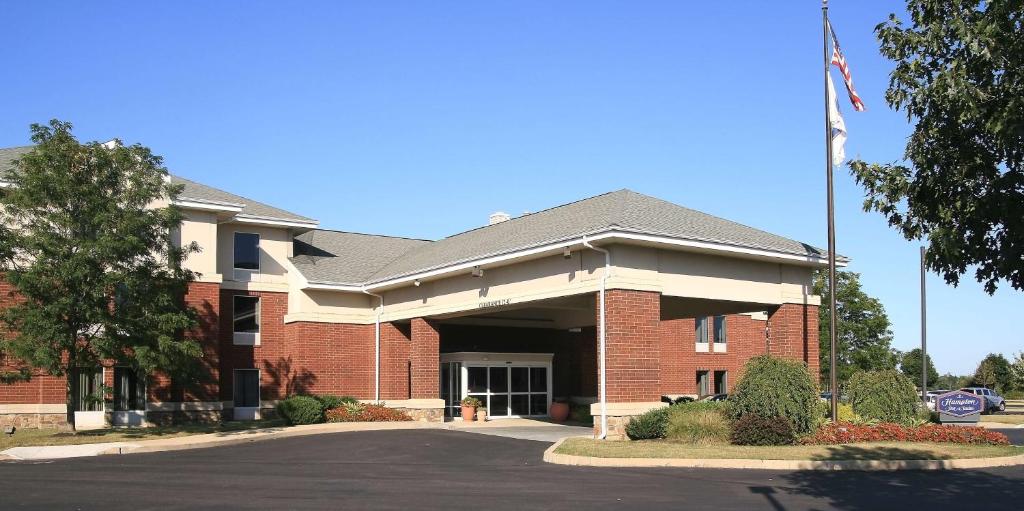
[
  {"left": 476, "top": 408, "right": 487, "bottom": 422},
  {"left": 461, "top": 405, "right": 476, "bottom": 421},
  {"left": 550, "top": 401, "right": 570, "bottom": 422}
]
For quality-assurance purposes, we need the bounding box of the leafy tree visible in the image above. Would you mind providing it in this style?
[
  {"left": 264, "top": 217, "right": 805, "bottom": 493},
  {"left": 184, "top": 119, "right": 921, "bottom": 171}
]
[
  {"left": 899, "top": 348, "right": 939, "bottom": 388},
  {"left": 849, "top": 0, "right": 1024, "bottom": 294},
  {"left": 972, "top": 353, "right": 1013, "bottom": 392},
  {"left": 814, "top": 270, "right": 898, "bottom": 388},
  {"left": 933, "top": 372, "right": 970, "bottom": 391},
  {"left": 1011, "top": 352, "right": 1024, "bottom": 391},
  {"left": 0, "top": 120, "right": 200, "bottom": 428}
]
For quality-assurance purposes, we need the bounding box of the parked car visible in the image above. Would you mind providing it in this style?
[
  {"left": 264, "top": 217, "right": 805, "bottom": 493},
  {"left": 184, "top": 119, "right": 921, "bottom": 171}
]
[
  {"left": 960, "top": 387, "right": 1006, "bottom": 413},
  {"left": 701, "top": 393, "right": 728, "bottom": 402},
  {"left": 925, "top": 390, "right": 951, "bottom": 411},
  {"left": 661, "top": 395, "right": 695, "bottom": 405}
]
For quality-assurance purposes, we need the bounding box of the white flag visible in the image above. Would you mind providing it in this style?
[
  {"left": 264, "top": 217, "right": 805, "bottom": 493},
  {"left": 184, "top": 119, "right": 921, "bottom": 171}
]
[{"left": 828, "top": 73, "right": 847, "bottom": 166}]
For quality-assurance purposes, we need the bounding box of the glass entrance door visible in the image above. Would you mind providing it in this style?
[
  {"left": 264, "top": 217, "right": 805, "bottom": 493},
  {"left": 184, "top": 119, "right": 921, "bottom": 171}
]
[{"left": 464, "top": 364, "right": 549, "bottom": 418}]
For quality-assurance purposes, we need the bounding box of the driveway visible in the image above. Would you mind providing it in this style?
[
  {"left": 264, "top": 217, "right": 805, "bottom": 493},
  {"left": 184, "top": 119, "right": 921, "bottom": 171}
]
[{"left": 0, "top": 429, "right": 1021, "bottom": 510}]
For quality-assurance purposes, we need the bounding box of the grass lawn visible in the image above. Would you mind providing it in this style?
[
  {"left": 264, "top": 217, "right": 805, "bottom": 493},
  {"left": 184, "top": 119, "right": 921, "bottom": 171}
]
[
  {"left": 555, "top": 438, "right": 1024, "bottom": 461},
  {"left": 0, "top": 419, "right": 286, "bottom": 451},
  {"left": 983, "top": 414, "right": 1024, "bottom": 425}
]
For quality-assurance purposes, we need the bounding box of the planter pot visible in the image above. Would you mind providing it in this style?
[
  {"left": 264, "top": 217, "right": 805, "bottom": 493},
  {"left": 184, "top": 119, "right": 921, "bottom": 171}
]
[
  {"left": 476, "top": 408, "right": 487, "bottom": 422},
  {"left": 550, "top": 401, "right": 570, "bottom": 422},
  {"left": 461, "top": 405, "right": 476, "bottom": 421}
]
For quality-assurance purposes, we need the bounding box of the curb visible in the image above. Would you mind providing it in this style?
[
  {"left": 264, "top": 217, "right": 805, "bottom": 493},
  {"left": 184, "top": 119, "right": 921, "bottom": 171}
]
[{"left": 542, "top": 438, "right": 1024, "bottom": 471}]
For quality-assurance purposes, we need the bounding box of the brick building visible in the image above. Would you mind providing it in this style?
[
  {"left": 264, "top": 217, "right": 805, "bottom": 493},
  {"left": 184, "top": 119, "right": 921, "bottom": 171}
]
[{"left": 0, "top": 145, "right": 838, "bottom": 438}]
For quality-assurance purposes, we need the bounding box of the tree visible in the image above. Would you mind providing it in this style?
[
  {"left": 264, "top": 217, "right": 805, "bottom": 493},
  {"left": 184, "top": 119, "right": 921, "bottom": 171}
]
[
  {"left": 1011, "top": 352, "right": 1024, "bottom": 391},
  {"left": 899, "top": 348, "right": 938, "bottom": 388},
  {"left": 814, "top": 270, "right": 898, "bottom": 389},
  {"left": 972, "top": 353, "right": 1013, "bottom": 392},
  {"left": 0, "top": 120, "right": 200, "bottom": 429},
  {"left": 933, "top": 372, "right": 970, "bottom": 391},
  {"left": 849, "top": 1, "right": 1024, "bottom": 294}
]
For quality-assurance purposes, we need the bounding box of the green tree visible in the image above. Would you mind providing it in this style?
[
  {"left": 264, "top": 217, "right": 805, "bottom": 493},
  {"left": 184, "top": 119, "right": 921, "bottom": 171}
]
[
  {"left": 814, "top": 270, "right": 898, "bottom": 389},
  {"left": 972, "top": 353, "right": 1013, "bottom": 392},
  {"left": 849, "top": 0, "right": 1024, "bottom": 294},
  {"left": 933, "top": 373, "right": 970, "bottom": 391},
  {"left": 899, "top": 348, "right": 939, "bottom": 388},
  {"left": 1011, "top": 352, "right": 1024, "bottom": 391},
  {"left": 0, "top": 120, "right": 201, "bottom": 429}
]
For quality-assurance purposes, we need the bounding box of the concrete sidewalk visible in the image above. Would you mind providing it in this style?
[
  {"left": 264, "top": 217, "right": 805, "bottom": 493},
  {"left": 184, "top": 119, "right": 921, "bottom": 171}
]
[
  {"left": 444, "top": 418, "right": 592, "bottom": 443},
  {"left": 1, "top": 421, "right": 439, "bottom": 461}
]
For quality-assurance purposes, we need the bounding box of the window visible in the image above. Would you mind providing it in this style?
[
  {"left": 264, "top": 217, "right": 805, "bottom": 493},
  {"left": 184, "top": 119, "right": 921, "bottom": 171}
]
[
  {"left": 233, "top": 295, "right": 260, "bottom": 345},
  {"left": 73, "top": 368, "right": 103, "bottom": 412},
  {"left": 695, "top": 317, "right": 709, "bottom": 343},
  {"left": 714, "top": 370, "right": 727, "bottom": 395},
  {"left": 233, "top": 232, "right": 260, "bottom": 272},
  {"left": 113, "top": 367, "right": 146, "bottom": 411},
  {"left": 233, "top": 369, "right": 260, "bottom": 408},
  {"left": 713, "top": 316, "right": 727, "bottom": 344},
  {"left": 696, "top": 370, "right": 710, "bottom": 397}
]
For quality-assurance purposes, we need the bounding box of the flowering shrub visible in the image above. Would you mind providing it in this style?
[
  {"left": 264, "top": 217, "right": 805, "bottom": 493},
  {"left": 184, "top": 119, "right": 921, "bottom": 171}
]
[
  {"left": 803, "top": 422, "right": 1010, "bottom": 446},
  {"left": 325, "top": 403, "right": 413, "bottom": 423}
]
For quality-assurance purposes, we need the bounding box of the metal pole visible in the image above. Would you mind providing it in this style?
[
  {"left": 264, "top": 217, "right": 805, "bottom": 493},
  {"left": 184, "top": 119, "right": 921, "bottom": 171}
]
[
  {"left": 921, "top": 246, "right": 928, "bottom": 402},
  {"left": 823, "top": 0, "right": 839, "bottom": 422}
]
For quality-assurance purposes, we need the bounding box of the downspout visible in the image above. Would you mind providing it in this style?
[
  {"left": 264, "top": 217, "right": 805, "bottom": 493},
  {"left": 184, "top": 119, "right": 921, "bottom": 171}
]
[
  {"left": 582, "top": 236, "right": 611, "bottom": 440},
  {"left": 363, "top": 289, "right": 383, "bottom": 402}
]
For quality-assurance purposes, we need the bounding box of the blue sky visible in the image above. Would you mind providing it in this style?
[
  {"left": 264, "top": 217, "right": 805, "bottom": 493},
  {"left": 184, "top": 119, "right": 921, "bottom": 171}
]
[{"left": 1, "top": 1, "right": 1020, "bottom": 375}]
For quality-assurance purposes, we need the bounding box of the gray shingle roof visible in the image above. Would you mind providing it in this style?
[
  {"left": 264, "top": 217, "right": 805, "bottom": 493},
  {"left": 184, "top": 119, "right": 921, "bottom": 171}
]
[
  {"left": 291, "top": 230, "right": 430, "bottom": 286},
  {"left": 352, "top": 189, "right": 832, "bottom": 284},
  {"left": 0, "top": 145, "right": 314, "bottom": 224},
  {"left": 170, "top": 175, "right": 316, "bottom": 223}
]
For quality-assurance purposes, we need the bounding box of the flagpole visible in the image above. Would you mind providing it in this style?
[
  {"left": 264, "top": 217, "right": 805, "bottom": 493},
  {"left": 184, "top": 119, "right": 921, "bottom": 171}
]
[{"left": 823, "top": 0, "right": 839, "bottom": 422}]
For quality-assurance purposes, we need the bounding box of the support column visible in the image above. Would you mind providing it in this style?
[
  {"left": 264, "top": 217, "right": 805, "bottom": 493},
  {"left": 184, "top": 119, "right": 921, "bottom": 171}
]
[
  {"left": 593, "top": 289, "right": 664, "bottom": 439},
  {"left": 767, "top": 303, "right": 820, "bottom": 380},
  {"left": 404, "top": 318, "right": 444, "bottom": 422}
]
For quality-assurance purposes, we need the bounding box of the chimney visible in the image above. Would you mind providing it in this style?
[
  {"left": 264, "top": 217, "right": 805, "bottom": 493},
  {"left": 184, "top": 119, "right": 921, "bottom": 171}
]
[{"left": 488, "top": 211, "right": 511, "bottom": 225}]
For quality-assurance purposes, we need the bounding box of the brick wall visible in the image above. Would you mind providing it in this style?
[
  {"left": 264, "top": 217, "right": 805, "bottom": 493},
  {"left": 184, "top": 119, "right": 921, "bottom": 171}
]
[
  {"left": 409, "top": 318, "right": 439, "bottom": 399},
  {"left": 279, "top": 321, "right": 375, "bottom": 399},
  {"left": 659, "top": 315, "right": 768, "bottom": 395},
  {"left": 0, "top": 277, "right": 70, "bottom": 406},
  {"left": 150, "top": 281, "right": 221, "bottom": 403},
  {"left": 767, "top": 303, "right": 820, "bottom": 380},
  {"left": 380, "top": 322, "right": 412, "bottom": 400},
  {"left": 603, "top": 289, "right": 661, "bottom": 403}
]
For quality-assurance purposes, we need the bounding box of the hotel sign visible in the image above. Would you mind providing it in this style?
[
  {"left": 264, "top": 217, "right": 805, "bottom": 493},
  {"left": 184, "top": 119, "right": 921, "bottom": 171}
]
[
  {"left": 937, "top": 390, "right": 983, "bottom": 421},
  {"left": 477, "top": 298, "right": 511, "bottom": 309}
]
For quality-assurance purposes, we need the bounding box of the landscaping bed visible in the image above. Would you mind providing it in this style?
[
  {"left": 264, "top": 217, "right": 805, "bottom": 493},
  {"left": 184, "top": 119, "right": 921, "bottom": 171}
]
[
  {"left": 0, "top": 419, "right": 285, "bottom": 450},
  {"left": 555, "top": 438, "right": 1023, "bottom": 460}
]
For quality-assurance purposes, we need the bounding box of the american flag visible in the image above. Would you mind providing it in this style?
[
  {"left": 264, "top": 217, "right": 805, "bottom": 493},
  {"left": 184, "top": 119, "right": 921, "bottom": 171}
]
[{"left": 829, "top": 23, "right": 865, "bottom": 112}]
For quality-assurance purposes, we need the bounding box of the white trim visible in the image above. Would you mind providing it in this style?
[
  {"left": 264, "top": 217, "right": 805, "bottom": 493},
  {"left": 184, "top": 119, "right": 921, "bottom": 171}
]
[
  {"left": 302, "top": 229, "right": 844, "bottom": 293},
  {"left": 146, "top": 401, "right": 224, "bottom": 412},
  {"left": 172, "top": 198, "right": 244, "bottom": 213},
  {"left": 233, "top": 214, "right": 319, "bottom": 229},
  {"left": 696, "top": 342, "right": 710, "bottom": 353},
  {"left": 0, "top": 404, "right": 66, "bottom": 414},
  {"left": 713, "top": 342, "right": 727, "bottom": 353}
]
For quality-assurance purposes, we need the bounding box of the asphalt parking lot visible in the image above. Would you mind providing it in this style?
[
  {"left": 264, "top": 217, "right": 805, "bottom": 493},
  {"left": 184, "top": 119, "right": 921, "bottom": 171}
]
[{"left": 0, "top": 429, "right": 1021, "bottom": 510}]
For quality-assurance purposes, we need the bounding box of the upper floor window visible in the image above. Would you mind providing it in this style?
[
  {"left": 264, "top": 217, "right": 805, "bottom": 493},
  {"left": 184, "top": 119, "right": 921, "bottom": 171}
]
[
  {"left": 713, "top": 316, "right": 727, "bottom": 344},
  {"left": 233, "top": 232, "right": 260, "bottom": 272},
  {"left": 695, "top": 317, "right": 709, "bottom": 343}
]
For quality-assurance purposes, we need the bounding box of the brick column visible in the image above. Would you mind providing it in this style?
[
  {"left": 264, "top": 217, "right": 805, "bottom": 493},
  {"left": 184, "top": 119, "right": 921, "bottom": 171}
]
[
  {"left": 767, "top": 303, "right": 819, "bottom": 380},
  {"left": 380, "top": 322, "right": 412, "bottom": 400},
  {"left": 409, "top": 318, "right": 439, "bottom": 399},
  {"left": 602, "top": 289, "right": 661, "bottom": 403}
]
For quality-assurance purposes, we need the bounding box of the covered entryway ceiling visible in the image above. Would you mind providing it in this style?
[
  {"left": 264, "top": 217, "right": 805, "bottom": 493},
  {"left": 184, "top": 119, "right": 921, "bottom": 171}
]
[{"left": 432, "top": 294, "right": 595, "bottom": 330}]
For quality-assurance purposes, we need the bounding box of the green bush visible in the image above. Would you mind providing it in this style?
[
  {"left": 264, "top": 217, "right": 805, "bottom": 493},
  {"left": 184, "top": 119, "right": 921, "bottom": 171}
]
[
  {"left": 730, "top": 414, "right": 796, "bottom": 445},
  {"left": 729, "top": 355, "right": 819, "bottom": 434},
  {"left": 569, "top": 403, "right": 591, "bottom": 424},
  {"left": 665, "top": 406, "right": 730, "bottom": 444},
  {"left": 625, "top": 406, "right": 671, "bottom": 440},
  {"left": 276, "top": 395, "right": 325, "bottom": 425},
  {"left": 314, "top": 394, "right": 357, "bottom": 410},
  {"left": 847, "top": 370, "right": 919, "bottom": 426}
]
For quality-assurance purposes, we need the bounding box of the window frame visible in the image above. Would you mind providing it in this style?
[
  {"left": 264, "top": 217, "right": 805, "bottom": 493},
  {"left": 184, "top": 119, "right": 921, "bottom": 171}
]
[
  {"left": 232, "top": 295, "right": 261, "bottom": 346},
  {"left": 232, "top": 231, "right": 261, "bottom": 276}
]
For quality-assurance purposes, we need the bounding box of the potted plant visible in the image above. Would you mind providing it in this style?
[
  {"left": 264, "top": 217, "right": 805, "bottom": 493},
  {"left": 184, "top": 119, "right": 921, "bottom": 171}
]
[
  {"left": 460, "top": 396, "right": 481, "bottom": 421},
  {"left": 550, "top": 397, "right": 570, "bottom": 423},
  {"left": 476, "top": 407, "right": 487, "bottom": 422}
]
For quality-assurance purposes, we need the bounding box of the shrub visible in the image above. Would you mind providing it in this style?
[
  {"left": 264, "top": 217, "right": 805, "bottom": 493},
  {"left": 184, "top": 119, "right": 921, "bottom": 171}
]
[
  {"left": 314, "top": 394, "right": 357, "bottom": 410},
  {"left": 625, "top": 406, "right": 671, "bottom": 440},
  {"left": 569, "top": 403, "right": 591, "bottom": 424},
  {"left": 276, "top": 395, "right": 325, "bottom": 425},
  {"left": 803, "top": 422, "right": 1010, "bottom": 445},
  {"left": 666, "top": 406, "right": 730, "bottom": 444},
  {"left": 729, "top": 355, "right": 819, "bottom": 434},
  {"left": 730, "top": 414, "right": 796, "bottom": 446},
  {"left": 847, "top": 370, "right": 919, "bottom": 426},
  {"left": 325, "top": 403, "right": 413, "bottom": 422}
]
